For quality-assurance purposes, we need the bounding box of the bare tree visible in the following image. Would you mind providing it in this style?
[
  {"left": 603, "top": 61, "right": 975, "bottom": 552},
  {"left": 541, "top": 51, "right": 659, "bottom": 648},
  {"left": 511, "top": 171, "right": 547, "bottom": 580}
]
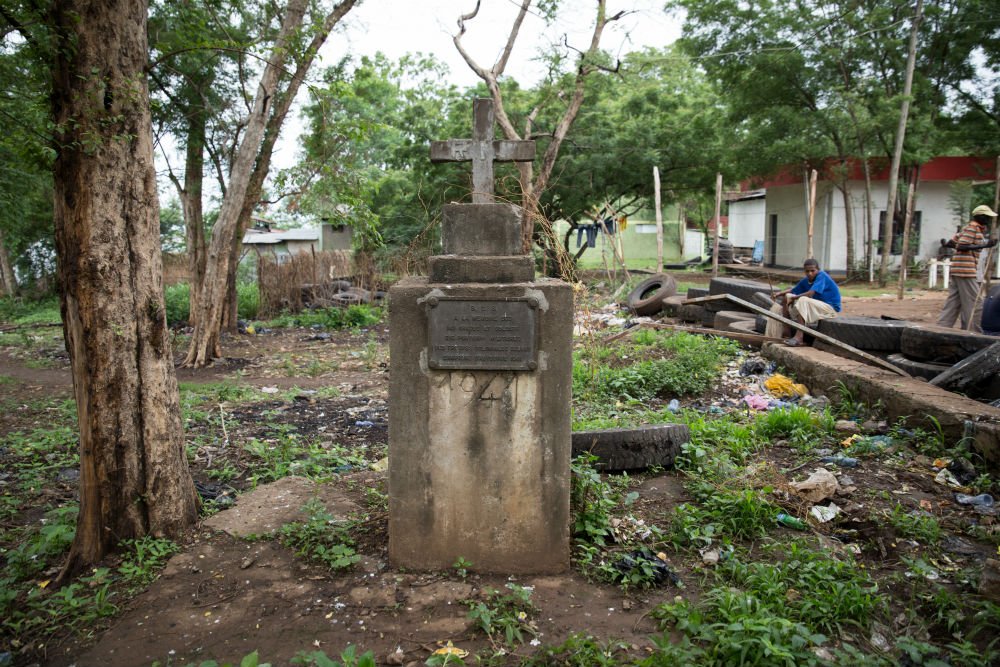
[
  {"left": 48, "top": 0, "right": 199, "bottom": 578},
  {"left": 182, "top": 0, "right": 358, "bottom": 367},
  {"left": 453, "top": 0, "right": 624, "bottom": 252},
  {"left": 0, "top": 228, "right": 16, "bottom": 295}
]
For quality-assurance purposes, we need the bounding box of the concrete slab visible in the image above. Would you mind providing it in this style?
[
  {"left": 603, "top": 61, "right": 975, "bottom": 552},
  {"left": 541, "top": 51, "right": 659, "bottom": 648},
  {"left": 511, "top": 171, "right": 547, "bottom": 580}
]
[{"left": 762, "top": 343, "right": 1000, "bottom": 470}]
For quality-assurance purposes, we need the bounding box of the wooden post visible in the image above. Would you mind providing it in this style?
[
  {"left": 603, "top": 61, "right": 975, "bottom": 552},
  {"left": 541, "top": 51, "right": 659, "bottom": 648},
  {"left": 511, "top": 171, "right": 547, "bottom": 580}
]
[
  {"left": 807, "top": 168, "right": 818, "bottom": 259},
  {"left": 896, "top": 181, "right": 915, "bottom": 300},
  {"left": 653, "top": 166, "right": 663, "bottom": 272},
  {"left": 678, "top": 200, "right": 686, "bottom": 259},
  {"left": 712, "top": 173, "right": 722, "bottom": 277},
  {"left": 878, "top": 0, "right": 922, "bottom": 285}
]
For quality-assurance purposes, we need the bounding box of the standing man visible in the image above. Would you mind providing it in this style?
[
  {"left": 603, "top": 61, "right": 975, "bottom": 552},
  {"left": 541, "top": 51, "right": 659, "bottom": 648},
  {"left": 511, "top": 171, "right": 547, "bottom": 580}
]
[
  {"left": 765, "top": 258, "right": 841, "bottom": 346},
  {"left": 936, "top": 205, "right": 998, "bottom": 333}
]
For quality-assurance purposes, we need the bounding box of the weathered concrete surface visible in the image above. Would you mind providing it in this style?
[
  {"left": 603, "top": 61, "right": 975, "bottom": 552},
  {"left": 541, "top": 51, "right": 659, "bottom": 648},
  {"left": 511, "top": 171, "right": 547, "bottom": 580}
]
[
  {"left": 428, "top": 255, "right": 535, "bottom": 284},
  {"left": 763, "top": 343, "right": 1000, "bottom": 469},
  {"left": 388, "top": 278, "right": 573, "bottom": 573},
  {"left": 441, "top": 203, "right": 522, "bottom": 255}
]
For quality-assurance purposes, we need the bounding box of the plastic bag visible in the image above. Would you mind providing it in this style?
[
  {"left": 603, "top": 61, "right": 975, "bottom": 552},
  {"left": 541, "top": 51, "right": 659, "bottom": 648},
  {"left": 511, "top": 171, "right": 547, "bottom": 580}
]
[{"left": 763, "top": 373, "right": 809, "bottom": 397}]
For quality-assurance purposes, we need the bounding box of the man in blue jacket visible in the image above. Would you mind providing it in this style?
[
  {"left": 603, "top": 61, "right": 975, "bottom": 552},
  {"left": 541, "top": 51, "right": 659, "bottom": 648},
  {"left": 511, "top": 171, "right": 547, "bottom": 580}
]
[{"left": 764, "top": 259, "right": 841, "bottom": 346}]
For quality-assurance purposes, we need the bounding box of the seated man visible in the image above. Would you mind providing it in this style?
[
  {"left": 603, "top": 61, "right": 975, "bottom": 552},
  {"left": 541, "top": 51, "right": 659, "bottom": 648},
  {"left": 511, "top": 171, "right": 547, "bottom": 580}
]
[{"left": 764, "top": 259, "right": 841, "bottom": 346}]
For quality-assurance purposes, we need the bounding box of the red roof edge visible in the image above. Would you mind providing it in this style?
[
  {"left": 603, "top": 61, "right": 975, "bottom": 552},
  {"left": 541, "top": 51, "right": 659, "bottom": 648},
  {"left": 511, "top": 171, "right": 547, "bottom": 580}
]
[{"left": 742, "top": 156, "right": 997, "bottom": 190}]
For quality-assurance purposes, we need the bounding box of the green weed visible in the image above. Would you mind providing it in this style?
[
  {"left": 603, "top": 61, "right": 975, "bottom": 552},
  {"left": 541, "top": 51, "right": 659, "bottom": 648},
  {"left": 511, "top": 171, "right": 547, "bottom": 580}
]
[
  {"left": 754, "top": 406, "right": 834, "bottom": 451},
  {"left": 261, "top": 304, "right": 381, "bottom": 331},
  {"left": 887, "top": 504, "right": 942, "bottom": 545},
  {"left": 117, "top": 536, "right": 181, "bottom": 591},
  {"left": 275, "top": 499, "right": 359, "bottom": 571},
  {"left": 290, "top": 646, "right": 376, "bottom": 666},
  {"left": 523, "top": 633, "right": 631, "bottom": 667},
  {"left": 465, "top": 583, "right": 538, "bottom": 648}
]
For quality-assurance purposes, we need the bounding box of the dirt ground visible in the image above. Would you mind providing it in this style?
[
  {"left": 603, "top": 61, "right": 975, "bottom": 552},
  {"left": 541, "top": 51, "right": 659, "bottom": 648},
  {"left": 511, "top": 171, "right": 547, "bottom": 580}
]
[{"left": 1, "top": 287, "right": 996, "bottom": 666}]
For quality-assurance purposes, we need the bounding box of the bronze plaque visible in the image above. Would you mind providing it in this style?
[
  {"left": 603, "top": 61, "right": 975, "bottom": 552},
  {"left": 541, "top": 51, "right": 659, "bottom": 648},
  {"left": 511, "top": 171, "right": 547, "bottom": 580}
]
[{"left": 428, "top": 298, "right": 537, "bottom": 370}]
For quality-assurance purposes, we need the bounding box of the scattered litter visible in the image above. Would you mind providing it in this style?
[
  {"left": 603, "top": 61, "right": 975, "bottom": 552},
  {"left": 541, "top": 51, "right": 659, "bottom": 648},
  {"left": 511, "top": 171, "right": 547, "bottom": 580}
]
[
  {"left": 611, "top": 516, "right": 654, "bottom": 542},
  {"left": 934, "top": 468, "right": 962, "bottom": 488},
  {"left": 790, "top": 468, "right": 840, "bottom": 503},
  {"left": 739, "top": 360, "right": 769, "bottom": 376},
  {"left": 932, "top": 458, "right": 951, "bottom": 469},
  {"left": 804, "top": 395, "right": 830, "bottom": 410},
  {"left": 810, "top": 503, "right": 841, "bottom": 523},
  {"left": 742, "top": 394, "right": 770, "bottom": 410},
  {"left": 947, "top": 458, "right": 978, "bottom": 485},
  {"left": 820, "top": 455, "right": 858, "bottom": 468},
  {"left": 870, "top": 630, "right": 891, "bottom": 652},
  {"left": 612, "top": 549, "right": 683, "bottom": 586},
  {"left": 354, "top": 420, "right": 375, "bottom": 427},
  {"left": 432, "top": 641, "right": 469, "bottom": 659},
  {"left": 834, "top": 420, "right": 861, "bottom": 435},
  {"left": 776, "top": 513, "right": 808, "bottom": 530},
  {"left": 763, "top": 374, "right": 809, "bottom": 398},
  {"left": 261, "top": 386, "right": 279, "bottom": 394},
  {"left": 667, "top": 399, "right": 680, "bottom": 413},
  {"left": 955, "top": 493, "right": 994, "bottom": 508},
  {"left": 700, "top": 548, "right": 720, "bottom": 565},
  {"left": 371, "top": 457, "right": 388, "bottom": 472}
]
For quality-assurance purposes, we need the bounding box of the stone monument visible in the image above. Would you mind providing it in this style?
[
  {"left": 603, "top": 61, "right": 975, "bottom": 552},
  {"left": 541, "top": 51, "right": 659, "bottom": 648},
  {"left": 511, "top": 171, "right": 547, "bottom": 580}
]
[{"left": 388, "top": 98, "right": 573, "bottom": 574}]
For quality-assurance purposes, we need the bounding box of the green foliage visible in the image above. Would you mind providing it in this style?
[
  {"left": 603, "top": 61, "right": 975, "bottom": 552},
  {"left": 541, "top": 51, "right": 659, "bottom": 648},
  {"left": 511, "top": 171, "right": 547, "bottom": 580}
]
[
  {"left": 574, "top": 331, "right": 739, "bottom": 401},
  {"left": 290, "top": 646, "right": 376, "bottom": 667},
  {"left": 276, "top": 499, "right": 359, "bottom": 571},
  {"left": 887, "top": 504, "right": 942, "bottom": 545},
  {"left": 0, "top": 295, "right": 60, "bottom": 323},
  {"left": 117, "top": 536, "right": 181, "bottom": 590},
  {"left": 570, "top": 455, "right": 617, "bottom": 546},
  {"left": 164, "top": 283, "right": 258, "bottom": 325},
  {"left": 465, "top": 583, "right": 538, "bottom": 648},
  {"left": 523, "top": 633, "right": 630, "bottom": 667},
  {"left": 754, "top": 406, "right": 834, "bottom": 451},
  {"left": 245, "top": 427, "right": 365, "bottom": 484},
  {"left": 261, "top": 305, "right": 381, "bottom": 331}
]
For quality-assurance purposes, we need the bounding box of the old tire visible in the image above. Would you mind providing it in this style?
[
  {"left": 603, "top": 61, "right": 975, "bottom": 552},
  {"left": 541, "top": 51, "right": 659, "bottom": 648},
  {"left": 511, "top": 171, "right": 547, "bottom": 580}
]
[
  {"left": 728, "top": 319, "right": 757, "bottom": 334},
  {"left": 754, "top": 314, "right": 768, "bottom": 334},
  {"left": 662, "top": 294, "right": 686, "bottom": 317},
  {"left": 627, "top": 274, "right": 679, "bottom": 316},
  {"left": 886, "top": 353, "right": 951, "bottom": 381},
  {"left": 900, "top": 324, "right": 998, "bottom": 364},
  {"left": 714, "top": 310, "right": 753, "bottom": 331},
  {"left": 686, "top": 286, "right": 710, "bottom": 300},
  {"left": 815, "top": 316, "right": 909, "bottom": 352},
  {"left": 700, "top": 306, "right": 718, "bottom": 328},
  {"left": 709, "top": 277, "right": 772, "bottom": 302},
  {"left": 572, "top": 423, "right": 690, "bottom": 471},
  {"left": 677, "top": 304, "right": 705, "bottom": 323}
]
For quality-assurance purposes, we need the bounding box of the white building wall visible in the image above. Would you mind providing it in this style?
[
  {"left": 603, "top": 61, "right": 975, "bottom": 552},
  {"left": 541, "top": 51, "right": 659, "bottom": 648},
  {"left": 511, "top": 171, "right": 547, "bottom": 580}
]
[
  {"left": 767, "top": 180, "right": 971, "bottom": 271},
  {"left": 728, "top": 197, "right": 766, "bottom": 248}
]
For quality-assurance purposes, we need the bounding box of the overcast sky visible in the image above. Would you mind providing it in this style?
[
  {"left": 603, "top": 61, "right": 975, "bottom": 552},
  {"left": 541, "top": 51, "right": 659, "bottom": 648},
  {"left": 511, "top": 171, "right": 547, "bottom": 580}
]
[
  {"left": 157, "top": 1, "right": 685, "bottom": 208},
  {"left": 326, "top": 0, "right": 684, "bottom": 88}
]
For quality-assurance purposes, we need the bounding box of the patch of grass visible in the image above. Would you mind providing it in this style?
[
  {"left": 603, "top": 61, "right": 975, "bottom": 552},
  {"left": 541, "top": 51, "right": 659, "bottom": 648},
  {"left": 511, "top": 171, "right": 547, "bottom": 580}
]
[
  {"left": 245, "top": 428, "right": 365, "bottom": 485},
  {"left": 0, "top": 295, "right": 61, "bottom": 324},
  {"left": 0, "top": 374, "right": 14, "bottom": 385},
  {"left": 260, "top": 304, "right": 382, "bottom": 331},
  {"left": 178, "top": 381, "right": 258, "bottom": 406},
  {"left": 754, "top": 406, "right": 834, "bottom": 451},
  {"left": 574, "top": 331, "right": 739, "bottom": 401},
  {"left": 164, "top": 282, "right": 258, "bottom": 325}
]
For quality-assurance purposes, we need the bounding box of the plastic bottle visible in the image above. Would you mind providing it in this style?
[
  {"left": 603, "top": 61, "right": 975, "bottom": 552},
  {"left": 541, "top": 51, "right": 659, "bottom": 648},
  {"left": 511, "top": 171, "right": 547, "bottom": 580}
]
[
  {"left": 820, "top": 455, "right": 858, "bottom": 468},
  {"left": 776, "top": 513, "right": 808, "bottom": 530},
  {"left": 667, "top": 399, "right": 680, "bottom": 413},
  {"left": 954, "top": 493, "right": 995, "bottom": 507}
]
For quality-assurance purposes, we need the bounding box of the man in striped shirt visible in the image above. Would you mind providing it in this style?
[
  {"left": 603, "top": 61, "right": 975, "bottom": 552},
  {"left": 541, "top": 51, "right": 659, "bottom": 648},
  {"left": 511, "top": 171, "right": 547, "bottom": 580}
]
[{"left": 936, "top": 204, "right": 998, "bottom": 332}]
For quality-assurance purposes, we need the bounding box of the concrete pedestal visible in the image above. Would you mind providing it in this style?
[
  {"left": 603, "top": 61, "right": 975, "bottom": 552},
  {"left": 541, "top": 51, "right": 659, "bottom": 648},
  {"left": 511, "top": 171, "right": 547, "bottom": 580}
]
[{"left": 388, "top": 277, "right": 573, "bottom": 573}]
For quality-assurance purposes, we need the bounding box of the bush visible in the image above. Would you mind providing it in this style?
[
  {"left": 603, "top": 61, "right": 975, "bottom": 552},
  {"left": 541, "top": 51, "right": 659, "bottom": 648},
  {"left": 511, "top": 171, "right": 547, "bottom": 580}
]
[{"left": 163, "top": 282, "right": 259, "bottom": 325}]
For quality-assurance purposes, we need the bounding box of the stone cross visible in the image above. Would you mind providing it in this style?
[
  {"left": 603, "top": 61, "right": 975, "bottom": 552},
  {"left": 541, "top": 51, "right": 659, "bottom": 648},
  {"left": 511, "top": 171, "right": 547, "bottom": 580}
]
[{"left": 430, "top": 98, "right": 535, "bottom": 203}]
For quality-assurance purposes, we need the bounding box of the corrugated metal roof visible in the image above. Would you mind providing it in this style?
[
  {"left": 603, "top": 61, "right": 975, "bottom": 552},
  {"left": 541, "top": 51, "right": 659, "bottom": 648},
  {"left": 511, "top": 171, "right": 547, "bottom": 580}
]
[{"left": 242, "top": 227, "right": 319, "bottom": 244}]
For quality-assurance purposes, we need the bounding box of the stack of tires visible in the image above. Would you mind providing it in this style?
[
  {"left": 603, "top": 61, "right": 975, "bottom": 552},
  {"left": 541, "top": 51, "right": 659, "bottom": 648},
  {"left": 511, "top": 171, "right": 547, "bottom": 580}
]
[{"left": 887, "top": 324, "right": 998, "bottom": 381}]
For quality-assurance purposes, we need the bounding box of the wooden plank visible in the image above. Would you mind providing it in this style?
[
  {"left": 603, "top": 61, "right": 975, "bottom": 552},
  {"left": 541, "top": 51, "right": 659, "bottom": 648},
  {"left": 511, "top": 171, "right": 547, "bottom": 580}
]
[
  {"left": 600, "top": 321, "right": 782, "bottom": 347},
  {"left": 681, "top": 294, "right": 728, "bottom": 305},
  {"left": 718, "top": 294, "right": 911, "bottom": 377}
]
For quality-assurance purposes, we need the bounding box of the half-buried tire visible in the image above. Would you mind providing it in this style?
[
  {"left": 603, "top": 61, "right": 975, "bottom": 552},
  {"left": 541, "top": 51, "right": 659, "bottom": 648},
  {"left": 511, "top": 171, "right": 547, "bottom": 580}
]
[
  {"left": 886, "top": 353, "right": 951, "bottom": 381},
  {"left": 714, "top": 310, "right": 753, "bottom": 330},
  {"left": 816, "top": 316, "right": 909, "bottom": 352},
  {"left": 900, "top": 324, "right": 999, "bottom": 364},
  {"left": 707, "top": 277, "right": 773, "bottom": 312},
  {"left": 571, "top": 423, "right": 690, "bottom": 471},
  {"left": 677, "top": 304, "right": 705, "bottom": 323},
  {"left": 627, "top": 274, "right": 679, "bottom": 316}
]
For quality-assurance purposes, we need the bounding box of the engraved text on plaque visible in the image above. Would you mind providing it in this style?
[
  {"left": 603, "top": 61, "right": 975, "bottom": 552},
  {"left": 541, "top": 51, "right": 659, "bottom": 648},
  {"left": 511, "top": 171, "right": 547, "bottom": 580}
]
[{"left": 427, "top": 299, "right": 537, "bottom": 370}]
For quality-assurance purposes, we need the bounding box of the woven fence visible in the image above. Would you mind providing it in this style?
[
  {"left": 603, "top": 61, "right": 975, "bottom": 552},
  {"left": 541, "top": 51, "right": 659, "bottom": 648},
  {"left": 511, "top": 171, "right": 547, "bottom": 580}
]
[{"left": 257, "top": 248, "right": 355, "bottom": 317}]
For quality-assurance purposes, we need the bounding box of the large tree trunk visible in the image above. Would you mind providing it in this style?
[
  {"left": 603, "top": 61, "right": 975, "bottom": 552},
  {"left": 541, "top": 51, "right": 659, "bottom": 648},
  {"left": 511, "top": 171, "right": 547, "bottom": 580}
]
[
  {"left": 0, "top": 227, "right": 16, "bottom": 296},
  {"left": 50, "top": 0, "right": 199, "bottom": 580},
  {"left": 182, "top": 114, "right": 207, "bottom": 328},
  {"left": 183, "top": 0, "right": 308, "bottom": 366}
]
